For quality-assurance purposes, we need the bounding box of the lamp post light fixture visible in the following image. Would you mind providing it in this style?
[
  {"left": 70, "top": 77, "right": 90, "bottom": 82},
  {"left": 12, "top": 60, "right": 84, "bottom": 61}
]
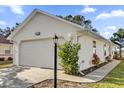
[{"left": 53, "top": 33, "right": 58, "bottom": 88}]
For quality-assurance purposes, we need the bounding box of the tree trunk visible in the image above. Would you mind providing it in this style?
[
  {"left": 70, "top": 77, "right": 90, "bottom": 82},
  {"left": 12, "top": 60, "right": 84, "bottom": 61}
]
[{"left": 120, "top": 46, "right": 122, "bottom": 58}]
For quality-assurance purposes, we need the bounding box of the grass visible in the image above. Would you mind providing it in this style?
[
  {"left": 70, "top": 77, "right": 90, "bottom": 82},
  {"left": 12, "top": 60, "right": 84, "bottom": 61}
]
[
  {"left": 86, "top": 60, "right": 124, "bottom": 88},
  {"left": 0, "top": 61, "right": 13, "bottom": 69}
]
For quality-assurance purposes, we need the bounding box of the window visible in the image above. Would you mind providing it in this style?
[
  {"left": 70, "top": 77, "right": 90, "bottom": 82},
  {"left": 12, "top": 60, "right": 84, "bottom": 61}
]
[
  {"left": 5, "top": 50, "right": 10, "bottom": 55},
  {"left": 93, "top": 41, "right": 96, "bottom": 54},
  {"left": 109, "top": 45, "right": 111, "bottom": 55},
  {"left": 103, "top": 44, "right": 106, "bottom": 56},
  {"left": 76, "top": 36, "right": 80, "bottom": 42},
  {"left": 4, "top": 47, "right": 11, "bottom": 55}
]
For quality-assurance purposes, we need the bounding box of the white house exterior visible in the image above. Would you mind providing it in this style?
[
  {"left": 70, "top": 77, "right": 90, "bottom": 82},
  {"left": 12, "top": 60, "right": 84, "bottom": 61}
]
[{"left": 8, "top": 9, "right": 118, "bottom": 71}]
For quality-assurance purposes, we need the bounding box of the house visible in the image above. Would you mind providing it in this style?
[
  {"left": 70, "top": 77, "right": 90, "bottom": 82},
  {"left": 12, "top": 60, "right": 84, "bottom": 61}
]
[
  {"left": 7, "top": 9, "right": 118, "bottom": 71},
  {"left": 0, "top": 34, "right": 13, "bottom": 60}
]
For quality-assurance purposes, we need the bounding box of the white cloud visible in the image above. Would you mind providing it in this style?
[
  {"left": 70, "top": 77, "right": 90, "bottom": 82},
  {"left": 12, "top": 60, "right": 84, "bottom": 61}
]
[
  {"left": 105, "top": 26, "right": 117, "bottom": 31},
  {"left": 103, "top": 31, "right": 110, "bottom": 35},
  {"left": 0, "top": 20, "right": 6, "bottom": 25},
  {"left": 81, "top": 5, "right": 96, "bottom": 13},
  {"left": 101, "top": 25, "right": 118, "bottom": 39},
  {"left": 9, "top": 5, "right": 24, "bottom": 15},
  {"left": 96, "top": 9, "right": 124, "bottom": 20},
  {"left": 102, "top": 31, "right": 111, "bottom": 39}
]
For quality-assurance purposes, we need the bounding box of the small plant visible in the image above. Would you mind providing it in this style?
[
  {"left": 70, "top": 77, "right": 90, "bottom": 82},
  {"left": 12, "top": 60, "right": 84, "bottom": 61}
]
[
  {"left": 58, "top": 40, "right": 81, "bottom": 75},
  {"left": 92, "top": 53, "right": 100, "bottom": 66},
  {"left": 7, "top": 57, "right": 13, "bottom": 61},
  {"left": 113, "top": 52, "right": 120, "bottom": 60},
  {"left": 106, "top": 54, "right": 112, "bottom": 62},
  {"left": 0, "top": 57, "right": 5, "bottom": 61}
]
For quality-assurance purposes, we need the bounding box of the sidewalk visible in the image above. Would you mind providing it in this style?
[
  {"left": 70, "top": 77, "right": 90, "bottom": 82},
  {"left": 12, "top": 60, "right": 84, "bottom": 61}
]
[{"left": 57, "top": 60, "right": 120, "bottom": 83}]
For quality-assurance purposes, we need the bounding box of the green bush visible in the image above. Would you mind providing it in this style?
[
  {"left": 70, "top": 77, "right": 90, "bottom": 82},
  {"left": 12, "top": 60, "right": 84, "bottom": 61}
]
[
  {"left": 0, "top": 57, "right": 5, "bottom": 61},
  {"left": 58, "top": 40, "right": 81, "bottom": 75},
  {"left": 7, "top": 57, "right": 13, "bottom": 61},
  {"left": 113, "top": 52, "right": 120, "bottom": 60}
]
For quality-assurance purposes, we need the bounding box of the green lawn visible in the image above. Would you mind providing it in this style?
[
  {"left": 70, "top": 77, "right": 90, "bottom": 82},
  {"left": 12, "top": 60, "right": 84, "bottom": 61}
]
[
  {"left": 86, "top": 60, "right": 124, "bottom": 88},
  {"left": 0, "top": 61, "right": 13, "bottom": 69}
]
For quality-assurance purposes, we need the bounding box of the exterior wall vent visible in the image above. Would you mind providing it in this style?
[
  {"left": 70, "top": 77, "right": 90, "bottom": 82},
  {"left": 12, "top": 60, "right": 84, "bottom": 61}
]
[{"left": 35, "top": 32, "right": 41, "bottom": 36}]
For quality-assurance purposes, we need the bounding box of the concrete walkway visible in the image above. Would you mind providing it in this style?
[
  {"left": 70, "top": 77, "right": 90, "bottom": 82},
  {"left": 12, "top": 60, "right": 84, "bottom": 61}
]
[
  {"left": 56, "top": 60, "right": 120, "bottom": 83},
  {"left": 83, "top": 60, "right": 120, "bottom": 82}
]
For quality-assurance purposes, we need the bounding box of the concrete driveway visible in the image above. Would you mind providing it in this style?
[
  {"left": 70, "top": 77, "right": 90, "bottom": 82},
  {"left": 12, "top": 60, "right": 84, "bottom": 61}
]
[{"left": 0, "top": 66, "right": 53, "bottom": 88}]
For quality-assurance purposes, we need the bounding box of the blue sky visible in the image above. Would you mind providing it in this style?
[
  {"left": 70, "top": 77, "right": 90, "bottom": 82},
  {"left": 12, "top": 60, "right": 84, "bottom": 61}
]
[{"left": 0, "top": 5, "right": 124, "bottom": 39}]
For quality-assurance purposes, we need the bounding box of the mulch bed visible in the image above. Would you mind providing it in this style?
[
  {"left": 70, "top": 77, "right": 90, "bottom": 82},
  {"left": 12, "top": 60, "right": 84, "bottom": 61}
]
[
  {"left": 29, "top": 79, "right": 88, "bottom": 88},
  {"left": 81, "top": 62, "right": 108, "bottom": 75}
]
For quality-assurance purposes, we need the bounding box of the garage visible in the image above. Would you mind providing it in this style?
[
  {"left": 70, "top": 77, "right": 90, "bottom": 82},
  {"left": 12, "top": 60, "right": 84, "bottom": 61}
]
[{"left": 19, "top": 38, "right": 55, "bottom": 68}]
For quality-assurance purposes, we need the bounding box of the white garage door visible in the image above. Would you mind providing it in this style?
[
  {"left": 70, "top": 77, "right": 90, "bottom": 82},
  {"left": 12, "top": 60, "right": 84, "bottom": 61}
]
[{"left": 20, "top": 39, "right": 55, "bottom": 68}]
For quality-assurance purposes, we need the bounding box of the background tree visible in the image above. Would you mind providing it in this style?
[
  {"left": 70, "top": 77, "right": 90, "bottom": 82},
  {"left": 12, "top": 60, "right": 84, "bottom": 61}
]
[
  {"left": 0, "top": 22, "right": 20, "bottom": 38},
  {"left": 57, "top": 15, "right": 98, "bottom": 32},
  {"left": 110, "top": 28, "right": 124, "bottom": 57}
]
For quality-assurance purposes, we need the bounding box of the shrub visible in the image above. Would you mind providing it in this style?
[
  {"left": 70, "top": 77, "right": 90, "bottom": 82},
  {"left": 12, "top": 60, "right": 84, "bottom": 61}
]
[
  {"left": 113, "top": 52, "right": 120, "bottom": 60},
  {"left": 0, "top": 57, "right": 5, "bottom": 61},
  {"left": 58, "top": 40, "right": 81, "bottom": 75},
  {"left": 7, "top": 57, "right": 13, "bottom": 61},
  {"left": 92, "top": 53, "right": 100, "bottom": 66},
  {"left": 106, "top": 54, "right": 112, "bottom": 62}
]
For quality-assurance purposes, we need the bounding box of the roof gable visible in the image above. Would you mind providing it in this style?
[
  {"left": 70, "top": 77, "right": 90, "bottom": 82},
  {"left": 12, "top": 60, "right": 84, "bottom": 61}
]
[
  {"left": 7, "top": 9, "right": 117, "bottom": 46},
  {"left": 7, "top": 9, "right": 84, "bottom": 39}
]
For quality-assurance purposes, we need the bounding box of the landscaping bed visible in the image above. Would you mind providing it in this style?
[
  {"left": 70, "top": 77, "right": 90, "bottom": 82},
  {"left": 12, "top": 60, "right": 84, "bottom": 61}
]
[
  {"left": 29, "top": 79, "right": 88, "bottom": 88},
  {"left": 81, "top": 62, "right": 108, "bottom": 75}
]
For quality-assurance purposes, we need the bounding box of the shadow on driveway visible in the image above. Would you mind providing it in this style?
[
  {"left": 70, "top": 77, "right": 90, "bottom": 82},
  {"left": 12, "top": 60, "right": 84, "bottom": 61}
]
[{"left": 0, "top": 66, "right": 33, "bottom": 88}]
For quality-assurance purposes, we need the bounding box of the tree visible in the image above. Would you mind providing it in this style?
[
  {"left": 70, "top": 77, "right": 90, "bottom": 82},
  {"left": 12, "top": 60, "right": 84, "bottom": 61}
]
[
  {"left": 0, "top": 22, "right": 20, "bottom": 38},
  {"left": 64, "top": 15, "right": 73, "bottom": 22},
  {"left": 84, "top": 20, "right": 92, "bottom": 30},
  {"left": 58, "top": 40, "right": 81, "bottom": 75},
  {"left": 72, "top": 15, "right": 85, "bottom": 25},
  {"left": 57, "top": 15, "right": 98, "bottom": 32},
  {"left": 110, "top": 28, "right": 124, "bottom": 57},
  {"left": 92, "top": 28, "right": 98, "bottom": 32}
]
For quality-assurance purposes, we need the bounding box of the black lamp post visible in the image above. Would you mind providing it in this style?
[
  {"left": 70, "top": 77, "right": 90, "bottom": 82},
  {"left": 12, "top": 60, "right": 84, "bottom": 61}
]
[{"left": 53, "top": 34, "right": 58, "bottom": 88}]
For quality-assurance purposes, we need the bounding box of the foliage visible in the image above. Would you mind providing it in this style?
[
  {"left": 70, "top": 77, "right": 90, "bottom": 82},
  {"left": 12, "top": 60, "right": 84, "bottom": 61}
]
[
  {"left": 110, "top": 28, "right": 124, "bottom": 57},
  {"left": 113, "top": 52, "right": 120, "bottom": 60},
  {"left": 57, "top": 15, "right": 98, "bottom": 32},
  {"left": 106, "top": 54, "right": 112, "bottom": 62},
  {"left": 7, "top": 57, "right": 13, "bottom": 61},
  {"left": 0, "top": 23, "right": 20, "bottom": 38},
  {"left": 0, "top": 57, "right": 5, "bottom": 61},
  {"left": 92, "top": 53, "right": 100, "bottom": 66},
  {"left": 58, "top": 40, "right": 81, "bottom": 75}
]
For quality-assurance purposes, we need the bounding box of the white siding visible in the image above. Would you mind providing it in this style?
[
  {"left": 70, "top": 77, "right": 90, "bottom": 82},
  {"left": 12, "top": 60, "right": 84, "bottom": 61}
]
[{"left": 78, "top": 35, "right": 107, "bottom": 70}]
